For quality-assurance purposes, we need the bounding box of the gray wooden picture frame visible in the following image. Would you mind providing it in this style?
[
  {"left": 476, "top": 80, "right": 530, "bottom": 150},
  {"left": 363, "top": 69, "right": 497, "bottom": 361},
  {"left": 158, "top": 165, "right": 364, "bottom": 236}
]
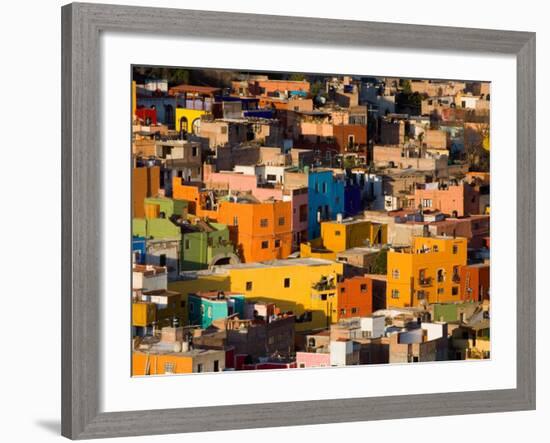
[{"left": 61, "top": 2, "right": 536, "bottom": 439}]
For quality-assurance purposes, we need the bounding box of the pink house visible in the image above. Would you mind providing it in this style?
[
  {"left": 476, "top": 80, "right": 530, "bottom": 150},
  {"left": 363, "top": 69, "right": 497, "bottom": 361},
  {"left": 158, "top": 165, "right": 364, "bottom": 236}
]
[
  {"left": 414, "top": 182, "right": 480, "bottom": 217},
  {"left": 296, "top": 351, "right": 330, "bottom": 368}
]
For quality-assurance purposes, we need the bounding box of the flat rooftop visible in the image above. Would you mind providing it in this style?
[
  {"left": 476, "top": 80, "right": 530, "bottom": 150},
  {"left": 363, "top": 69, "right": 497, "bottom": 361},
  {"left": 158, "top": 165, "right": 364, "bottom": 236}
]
[{"left": 219, "top": 257, "right": 336, "bottom": 270}]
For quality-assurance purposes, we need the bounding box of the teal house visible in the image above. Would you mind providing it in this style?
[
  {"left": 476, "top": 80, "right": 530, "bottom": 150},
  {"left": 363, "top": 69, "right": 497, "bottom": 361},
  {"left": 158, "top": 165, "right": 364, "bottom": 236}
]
[{"left": 188, "top": 292, "right": 246, "bottom": 329}]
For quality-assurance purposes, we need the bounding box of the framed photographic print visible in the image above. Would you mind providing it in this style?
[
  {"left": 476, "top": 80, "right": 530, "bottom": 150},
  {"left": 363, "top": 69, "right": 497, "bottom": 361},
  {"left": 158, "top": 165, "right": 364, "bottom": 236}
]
[{"left": 61, "top": 2, "right": 536, "bottom": 439}]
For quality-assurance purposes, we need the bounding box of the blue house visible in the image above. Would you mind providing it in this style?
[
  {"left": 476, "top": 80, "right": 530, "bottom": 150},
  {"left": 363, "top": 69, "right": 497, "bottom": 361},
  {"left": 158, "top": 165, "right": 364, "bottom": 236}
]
[
  {"left": 188, "top": 292, "right": 245, "bottom": 329},
  {"left": 132, "top": 236, "right": 146, "bottom": 264},
  {"left": 307, "top": 169, "right": 345, "bottom": 239},
  {"left": 344, "top": 178, "right": 362, "bottom": 217}
]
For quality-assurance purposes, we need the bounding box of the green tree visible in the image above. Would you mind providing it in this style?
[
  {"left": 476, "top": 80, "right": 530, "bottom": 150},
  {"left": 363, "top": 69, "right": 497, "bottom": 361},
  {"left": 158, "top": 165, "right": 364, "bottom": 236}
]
[
  {"left": 289, "top": 73, "right": 306, "bottom": 81},
  {"left": 371, "top": 248, "right": 388, "bottom": 274}
]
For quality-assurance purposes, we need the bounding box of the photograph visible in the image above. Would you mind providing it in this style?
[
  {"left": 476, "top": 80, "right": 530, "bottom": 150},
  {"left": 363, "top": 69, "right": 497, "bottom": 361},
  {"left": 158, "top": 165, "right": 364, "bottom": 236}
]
[{"left": 131, "top": 66, "right": 491, "bottom": 375}]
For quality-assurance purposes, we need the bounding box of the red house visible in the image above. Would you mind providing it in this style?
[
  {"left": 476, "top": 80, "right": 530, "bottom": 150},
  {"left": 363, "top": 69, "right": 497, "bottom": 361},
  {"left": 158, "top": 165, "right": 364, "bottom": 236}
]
[
  {"left": 337, "top": 276, "right": 374, "bottom": 319},
  {"left": 136, "top": 107, "right": 157, "bottom": 125},
  {"left": 460, "top": 263, "right": 490, "bottom": 302}
]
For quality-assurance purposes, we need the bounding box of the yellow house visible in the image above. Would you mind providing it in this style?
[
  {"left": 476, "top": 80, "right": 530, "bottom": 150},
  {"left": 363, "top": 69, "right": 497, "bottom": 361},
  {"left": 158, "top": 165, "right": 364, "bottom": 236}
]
[
  {"left": 386, "top": 236, "right": 467, "bottom": 308},
  {"left": 301, "top": 219, "right": 387, "bottom": 259},
  {"left": 220, "top": 258, "right": 344, "bottom": 332},
  {"left": 175, "top": 108, "right": 207, "bottom": 133}
]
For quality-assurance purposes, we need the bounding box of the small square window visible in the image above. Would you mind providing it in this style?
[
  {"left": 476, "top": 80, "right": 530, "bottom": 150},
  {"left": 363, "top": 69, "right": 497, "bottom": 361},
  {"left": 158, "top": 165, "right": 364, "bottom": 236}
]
[
  {"left": 284, "top": 278, "right": 291, "bottom": 288},
  {"left": 391, "top": 289, "right": 400, "bottom": 299},
  {"left": 260, "top": 218, "right": 268, "bottom": 227},
  {"left": 335, "top": 230, "right": 341, "bottom": 236},
  {"left": 452, "top": 286, "right": 459, "bottom": 296},
  {"left": 452, "top": 245, "right": 459, "bottom": 254},
  {"left": 351, "top": 307, "right": 358, "bottom": 314},
  {"left": 246, "top": 281, "right": 253, "bottom": 291},
  {"left": 261, "top": 240, "right": 269, "bottom": 249},
  {"left": 360, "top": 284, "right": 367, "bottom": 293},
  {"left": 278, "top": 217, "right": 285, "bottom": 226},
  {"left": 274, "top": 239, "right": 281, "bottom": 248}
]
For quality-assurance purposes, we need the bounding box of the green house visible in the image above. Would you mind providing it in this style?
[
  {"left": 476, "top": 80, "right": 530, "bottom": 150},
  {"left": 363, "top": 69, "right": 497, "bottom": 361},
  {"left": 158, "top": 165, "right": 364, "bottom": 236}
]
[{"left": 181, "top": 221, "right": 239, "bottom": 271}]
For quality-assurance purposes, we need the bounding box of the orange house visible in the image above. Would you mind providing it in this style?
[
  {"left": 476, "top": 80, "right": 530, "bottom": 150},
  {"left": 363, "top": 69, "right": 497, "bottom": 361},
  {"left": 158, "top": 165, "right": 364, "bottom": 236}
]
[
  {"left": 172, "top": 179, "right": 218, "bottom": 219},
  {"left": 172, "top": 177, "right": 292, "bottom": 263},
  {"left": 132, "top": 351, "right": 193, "bottom": 376},
  {"left": 133, "top": 166, "right": 160, "bottom": 218},
  {"left": 216, "top": 200, "right": 292, "bottom": 263},
  {"left": 337, "top": 276, "right": 373, "bottom": 319}
]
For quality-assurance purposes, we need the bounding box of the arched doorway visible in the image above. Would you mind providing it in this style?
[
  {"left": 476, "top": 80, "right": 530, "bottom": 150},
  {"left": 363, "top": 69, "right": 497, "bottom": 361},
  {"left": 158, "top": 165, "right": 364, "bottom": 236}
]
[{"left": 209, "top": 253, "right": 240, "bottom": 267}]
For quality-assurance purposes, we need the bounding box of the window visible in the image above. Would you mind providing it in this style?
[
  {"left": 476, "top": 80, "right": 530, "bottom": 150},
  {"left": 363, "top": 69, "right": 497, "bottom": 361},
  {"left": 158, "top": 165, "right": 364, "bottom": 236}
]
[
  {"left": 213, "top": 360, "right": 219, "bottom": 372},
  {"left": 192, "top": 146, "right": 198, "bottom": 157},
  {"left": 266, "top": 174, "right": 277, "bottom": 181},
  {"left": 180, "top": 301, "right": 186, "bottom": 308},
  {"left": 197, "top": 364, "right": 203, "bottom": 373},
  {"left": 452, "top": 286, "right": 459, "bottom": 296},
  {"left": 233, "top": 216, "right": 238, "bottom": 226},
  {"left": 275, "top": 239, "right": 281, "bottom": 248},
  {"left": 299, "top": 204, "right": 308, "bottom": 222},
  {"left": 437, "top": 269, "right": 445, "bottom": 283},
  {"left": 340, "top": 308, "right": 346, "bottom": 315},
  {"left": 284, "top": 278, "right": 291, "bottom": 288},
  {"left": 159, "top": 254, "right": 167, "bottom": 267},
  {"left": 221, "top": 126, "right": 227, "bottom": 134},
  {"left": 261, "top": 240, "right": 269, "bottom": 249},
  {"left": 391, "top": 289, "right": 400, "bottom": 299},
  {"left": 335, "top": 230, "right": 341, "bottom": 236},
  {"left": 189, "top": 303, "right": 194, "bottom": 313},
  {"left": 299, "top": 363, "right": 306, "bottom": 368},
  {"left": 422, "top": 198, "right": 432, "bottom": 208},
  {"left": 164, "top": 362, "right": 175, "bottom": 374},
  {"left": 437, "top": 288, "right": 444, "bottom": 295},
  {"left": 278, "top": 216, "right": 285, "bottom": 226},
  {"left": 246, "top": 281, "right": 253, "bottom": 291},
  {"left": 340, "top": 287, "right": 346, "bottom": 293},
  {"left": 207, "top": 237, "right": 213, "bottom": 247},
  {"left": 320, "top": 294, "right": 327, "bottom": 301},
  {"left": 351, "top": 307, "right": 358, "bottom": 314},
  {"left": 296, "top": 311, "right": 313, "bottom": 323},
  {"left": 360, "top": 284, "right": 367, "bottom": 293},
  {"left": 185, "top": 239, "right": 190, "bottom": 249},
  {"left": 417, "top": 290, "right": 426, "bottom": 300},
  {"left": 452, "top": 244, "right": 459, "bottom": 254},
  {"left": 260, "top": 218, "right": 268, "bottom": 227},
  {"left": 322, "top": 183, "right": 328, "bottom": 194},
  {"left": 392, "top": 269, "right": 400, "bottom": 279},
  {"left": 453, "top": 266, "right": 460, "bottom": 282},
  {"left": 433, "top": 245, "right": 439, "bottom": 252}
]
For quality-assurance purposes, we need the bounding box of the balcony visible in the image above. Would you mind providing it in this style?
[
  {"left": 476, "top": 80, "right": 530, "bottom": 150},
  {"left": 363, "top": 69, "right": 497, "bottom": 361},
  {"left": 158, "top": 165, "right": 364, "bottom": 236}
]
[{"left": 418, "top": 277, "right": 433, "bottom": 287}]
